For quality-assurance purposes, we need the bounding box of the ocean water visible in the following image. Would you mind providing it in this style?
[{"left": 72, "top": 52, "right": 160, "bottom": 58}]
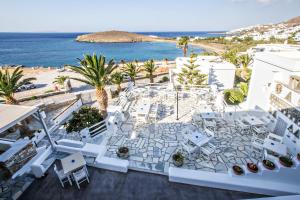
[{"left": 0, "top": 32, "right": 224, "bottom": 67}]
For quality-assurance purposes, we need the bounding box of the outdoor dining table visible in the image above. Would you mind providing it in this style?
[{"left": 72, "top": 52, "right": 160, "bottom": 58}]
[
  {"left": 136, "top": 102, "right": 151, "bottom": 119},
  {"left": 187, "top": 130, "right": 210, "bottom": 147},
  {"left": 263, "top": 138, "right": 287, "bottom": 156},
  {"left": 61, "top": 152, "right": 86, "bottom": 175},
  {"left": 242, "top": 115, "right": 265, "bottom": 127}
]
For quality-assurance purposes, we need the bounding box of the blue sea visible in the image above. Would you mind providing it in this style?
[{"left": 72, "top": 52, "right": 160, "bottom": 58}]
[{"left": 0, "top": 32, "right": 225, "bottom": 67}]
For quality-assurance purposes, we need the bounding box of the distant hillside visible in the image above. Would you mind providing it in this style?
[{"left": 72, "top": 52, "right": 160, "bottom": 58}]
[
  {"left": 227, "top": 16, "right": 300, "bottom": 36},
  {"left": 284, "top": 16, "right": 300, "bottom": 27},
  {"left": 76, "top": 30, "right": 163, "bottom": 43}
]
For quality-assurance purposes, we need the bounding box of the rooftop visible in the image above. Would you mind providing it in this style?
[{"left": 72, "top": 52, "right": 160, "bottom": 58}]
[
  {"left": 256, "top": 51, "right": 300, "bottom": 72},
  {"left": 0, "top": 104, "right": 38, "bottom": 133}
]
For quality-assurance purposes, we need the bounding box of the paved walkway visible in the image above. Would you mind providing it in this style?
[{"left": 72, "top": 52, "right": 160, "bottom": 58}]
[{"left": 106, "top": 88, "right": 262, "bottom": 174}]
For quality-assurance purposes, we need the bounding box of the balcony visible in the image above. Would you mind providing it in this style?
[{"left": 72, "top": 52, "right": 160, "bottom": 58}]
[{"left": 270, "top": 94, "right": 300, "bottom": 126}]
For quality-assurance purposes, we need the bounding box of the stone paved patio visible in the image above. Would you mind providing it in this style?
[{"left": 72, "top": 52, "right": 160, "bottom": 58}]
[{"left": 105, "top": 86, "right": 264, "bottom": 174}]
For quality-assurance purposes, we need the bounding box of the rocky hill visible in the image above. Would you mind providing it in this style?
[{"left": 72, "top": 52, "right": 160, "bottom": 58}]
[{"left": 76, "top": 30, "right": 162, "bottom": 43}]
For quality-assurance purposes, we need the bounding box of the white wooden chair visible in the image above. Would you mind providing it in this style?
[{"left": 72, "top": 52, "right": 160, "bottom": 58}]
[
  {"left": 54, "top": 164, "right": 72, "bottom": 188},
  {"left": 200, "top": 143, "right": 216, "bottom": 160},
  {"left": 180, "top": 141, "right": 199, "bottom": 160},
  {"left": 204, "top": 128, "right": 215, "bottom": 138},
  {"left": 250, "top": 136, "right": 264, "bottom": 159},
  {"left": 148, "top": 104, "right": 158, "bottom": 123},
  {"left": 72, "top": 167, "right": 90, "bottom": 189},
  {"left": 267, "top": 133, "right": 283, "bottom": 143}
]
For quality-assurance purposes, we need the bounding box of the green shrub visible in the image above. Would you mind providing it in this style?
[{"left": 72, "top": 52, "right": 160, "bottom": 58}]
[
  {"left": 224, "top": 89, "right": 244, "bottom": 105},
  {"left": 159, "top": 76, "right": 169, "bottom": 83},
  {"left": 65, "top": 106, "right": 103, "bottom": 133},
  {"left": 238, "top": 82, "right": 249, "bottom": 97}
]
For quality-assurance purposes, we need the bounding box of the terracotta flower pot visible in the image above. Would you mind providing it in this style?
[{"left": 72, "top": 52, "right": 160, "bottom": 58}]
[
  {"left": 172, "top": 153, "right": 184, "bottom": 167},
  {"left": 279, "top": 156, "right": 293, "bottom": 168},
  {"left": 262, "top": 160, "right": 275, "bottom": 170},
  {"left": 117, "top": 147, "right": 129, "bottom": 159},
  {"left": 232, "top": 165, "right": 244, "bottom": 175},
  {"left": 247, "top": 163, "right": 258, "bottom": 173}
]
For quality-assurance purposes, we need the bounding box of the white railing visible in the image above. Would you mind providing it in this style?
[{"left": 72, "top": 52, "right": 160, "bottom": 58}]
[{"left": 49, "top": 98, "right": 83, "bottom": 132}]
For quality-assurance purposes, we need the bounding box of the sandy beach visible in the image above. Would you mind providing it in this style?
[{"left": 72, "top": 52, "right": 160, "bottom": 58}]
[{"left": 1, "top": 60, "right": 174, "bottom": 101}]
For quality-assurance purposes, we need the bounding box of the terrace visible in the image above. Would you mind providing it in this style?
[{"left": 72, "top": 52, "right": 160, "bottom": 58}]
[
  {"left": 104, "top": 83, "right": 273, "bottom": 174},
  {"left": 1, "top": 82, "right": 300, "bottom": 199}
]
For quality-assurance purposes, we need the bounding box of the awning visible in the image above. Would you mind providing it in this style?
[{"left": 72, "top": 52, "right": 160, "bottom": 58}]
[{"left": 0, "top": 104, "right": 38, "bottom": 133}]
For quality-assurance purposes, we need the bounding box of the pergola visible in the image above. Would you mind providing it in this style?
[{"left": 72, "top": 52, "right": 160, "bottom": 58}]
[{"left": 0, "top": 104, "right": 54, "bottom": 147}]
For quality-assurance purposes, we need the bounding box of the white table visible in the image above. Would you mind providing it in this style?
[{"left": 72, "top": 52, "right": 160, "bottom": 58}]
[
  {"left": 263, "top": 138, "right": 287, "bottom": 156},
  {"left": 242, "top": 115, "right": 264, "bottom": 126},
  {"left": 136, "top": 102, "right": 151, "bottom": 116},
  {"left": 201, "top": 112, "right": 216, "bottom": 119},
  {"left": 61, "top": 152, "right": 86, "bottom": 175},
  {"left": 187, "top": 131, "right": 210, "bottom": 147}
]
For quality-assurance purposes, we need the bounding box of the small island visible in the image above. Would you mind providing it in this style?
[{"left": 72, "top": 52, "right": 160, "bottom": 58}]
[{"left": 76, "top": 30, "right": 165, "bottom": 43}]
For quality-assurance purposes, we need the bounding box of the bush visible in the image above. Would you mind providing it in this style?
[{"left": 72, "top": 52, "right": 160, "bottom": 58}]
[
  {"left": 159, "top": 76, "right": 169, "bottom": 83},
  {"left": 224, "top": 89, "right": 244, "bottom": 105},
  {"left": 65, "top": 106, "right": 103, "bottom": 133}
]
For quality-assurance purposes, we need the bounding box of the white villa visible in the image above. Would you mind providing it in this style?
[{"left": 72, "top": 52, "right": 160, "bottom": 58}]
[
  {"left": 1, "top": 46, "right": 300, "bottom": 199},
  {"left": 246, "top": 51, "right": 300, "bottom": 156},
  {"left": 171, "top": 56, "right": 236, "bottom": 89}
]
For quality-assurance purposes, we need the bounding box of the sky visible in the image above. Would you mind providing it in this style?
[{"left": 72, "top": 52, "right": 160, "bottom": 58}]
[{"left": 0, "top": 0, "right": 299, "bottom": 32}]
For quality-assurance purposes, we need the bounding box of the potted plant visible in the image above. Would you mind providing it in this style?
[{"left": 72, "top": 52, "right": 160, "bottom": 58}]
[
  {"left": 279, "top": 156, "right": 293, "bottom": 168},
  {"left": 297, "top": 153, "right": 300, "bottom": 161},
  {"left": 247, "top": 163, "right": 259, "bottom": 173},
  {"left": 117, "top": 147, "right": 129, "bottom": 159},
  {"left": 172, "top": 152, "right": 184, "bottom": 167},
  {"left": 232, "top": 165, "right": 244, "bottom": 175},
  {"left": 263, "top": 159, "right": 276, "bottom": 170}
]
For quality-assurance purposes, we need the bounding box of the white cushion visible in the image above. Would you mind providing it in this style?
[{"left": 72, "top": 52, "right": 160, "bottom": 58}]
[{"left": 56, "top": 139, "right": 84, "bottom": 148}]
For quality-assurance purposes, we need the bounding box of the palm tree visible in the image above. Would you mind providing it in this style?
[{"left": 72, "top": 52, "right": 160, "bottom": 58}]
[
  {"left": 222, "top": 50, "right": 239, "bottom": 67},
  {"left": 177, "top": 36, "right": 189, "bottom": 57},
  {"left": 53, "top": 75, "right": 69, "bottom": 86},
  {"left": 111, "top": 72, "right": 124, "bottom": 93},
  {"left": 0, "top": 67, "right": 36, "bottom": 104},
  {"left": 122, "top": 62, "right": 141, "bottom": 85},
  {"left": 143, "top": 60, "right": 158, "bottom": 83},
  {"left": 238, "top": 54, "right": 253, "bottom": 69},
  {"left": 69, "top": 54, "right": 117, "bottom": 116},
  {"left": 238, "top": 54, "right": 253, "bottom": 82}
]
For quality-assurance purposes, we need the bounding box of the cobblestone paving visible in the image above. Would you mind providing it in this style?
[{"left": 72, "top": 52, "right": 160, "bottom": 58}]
[{"left": 105, "top": 88, "right": 261, "bottom": 174}]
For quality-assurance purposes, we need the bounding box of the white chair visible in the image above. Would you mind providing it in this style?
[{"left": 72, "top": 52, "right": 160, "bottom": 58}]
[
  {"left": 250, "top": 136, "right": 264, "bottom": 159},
  {"left": 148, "top": 104, "right": 158, "bottom": 123},
  {"left": 200, "top": 143, "right": 216, "bottom": 160},
  {"left": 204, "top": 128, "right": 215, "bottom": 138},
  {"left": 180, "top": 141, "right": 199, "bottom": 160},
  {"left": 72, "top": 167, "right": 90, "bottom": 189},
  {"left": 236, "top": 119, "right": 251, "bottom": 133},
  {"left": 267, "top": 133, "right": 283, "bottom": 143},
  {"left": 54, "top": 164, "right": 72, "bottom": 188}
]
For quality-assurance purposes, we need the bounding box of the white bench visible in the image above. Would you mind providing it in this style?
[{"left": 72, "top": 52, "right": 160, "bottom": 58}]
[
  {"left": 169, "top": 167, "right": 300, "bottom": 196},
  {"left": 31, "top": 146, "right": 54, "bottom": 178},
  {"left": 95, "top": 156, "right": 129, "bottom": 173},
  {"left": 54, "top": 139, "right": 106, "bottom": 157}
]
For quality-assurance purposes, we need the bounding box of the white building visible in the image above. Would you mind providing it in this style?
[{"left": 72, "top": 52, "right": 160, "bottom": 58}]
[
  {"left": 247, "top": 44, "right": 300, "bottom": 56},
  {"left": 246, "top": 51, "right": 300, "bottom": 155},
  {"left": 294, "top": 32, "right": 300, "bottom": 42},
  {"left": 172, "top": 56, "right": 236, "bottom": 89}
]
